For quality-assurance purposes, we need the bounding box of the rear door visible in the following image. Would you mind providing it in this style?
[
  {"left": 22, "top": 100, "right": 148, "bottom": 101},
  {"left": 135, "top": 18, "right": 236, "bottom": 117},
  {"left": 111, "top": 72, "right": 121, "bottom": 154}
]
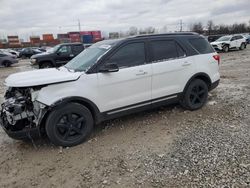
[
  {"left": 97, "top": 41, "right": 152, "bottom": 113},
  {"left": 230, "top": 36, "right": 238, "bottom": 48},
  {"left": 149, "top": 39, "right": 196, "bottom": 100}
]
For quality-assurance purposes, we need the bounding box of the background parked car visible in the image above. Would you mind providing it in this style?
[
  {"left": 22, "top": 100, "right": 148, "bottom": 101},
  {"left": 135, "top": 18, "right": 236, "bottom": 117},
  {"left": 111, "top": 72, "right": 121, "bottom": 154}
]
[
  {"left": 30, "top": 43, "right": 84, "bottom": 68},
  {"left": 0, "top": 49, "right": 17, "bottom": 59},
  {"left": 18, "top": 47, "right": 42, "bottom": 58},
  {"left": 0, "top": 52, "right": 18, "bottom": 67},
  {"left": 207, "top": 34, "right": 225, "bottom": 42},
  {"left": 210, "top": 34, "right": 247, "bottom": 52},
  {"left": 244, "top": 34, "right": 250, "bottom": 44}
]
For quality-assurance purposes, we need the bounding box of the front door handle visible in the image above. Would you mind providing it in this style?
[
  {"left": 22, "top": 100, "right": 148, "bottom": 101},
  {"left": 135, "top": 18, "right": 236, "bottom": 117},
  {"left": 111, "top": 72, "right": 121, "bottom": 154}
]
[
  {"left": 136, "top": 71, "right": 147, "bottom": 76},
  {"left": 182, "top": 61, "right": 191, "bottom": 67}
]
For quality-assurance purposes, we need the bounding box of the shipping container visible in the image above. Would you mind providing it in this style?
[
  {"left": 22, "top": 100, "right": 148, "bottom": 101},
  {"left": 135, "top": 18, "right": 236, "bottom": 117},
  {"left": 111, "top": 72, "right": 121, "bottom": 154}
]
[
  {"left": 30, "top": 36, "right": 40, "bottom": 46},
  {"left": 42, "top": 34, "right": 54, "bottom": 42},
  {"left": 80, "top": 31, "right": 92, "bottom": 35},
  {"left": 69, "top": 33, "right": 81, "bottom": 43},
  {"left": 57, "top": 33, "right": 69, "bottom": 39},
  {"left": 68, "top": 31, "right": 80, "bottom": 35},
  {"left": 81, "top": 35, "right": 93, "bottom": 43},
  {"left": 91, "top": 31, "right": 101, "bottom": 36}
]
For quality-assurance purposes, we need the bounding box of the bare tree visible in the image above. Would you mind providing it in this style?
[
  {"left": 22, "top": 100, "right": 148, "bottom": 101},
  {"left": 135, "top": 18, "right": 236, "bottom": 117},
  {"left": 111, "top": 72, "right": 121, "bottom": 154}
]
[
  {"left": 144, "top": 26, "right": 156, "bottom": 34},
  {"left": 190, "top": 22, "right": 204, "bottom": 34},
  {"left": 128, "top": 26, "right": 138, "bottom": 36},
  {"left": 207, "top": 20, "right": 214, "bottom": 35}
]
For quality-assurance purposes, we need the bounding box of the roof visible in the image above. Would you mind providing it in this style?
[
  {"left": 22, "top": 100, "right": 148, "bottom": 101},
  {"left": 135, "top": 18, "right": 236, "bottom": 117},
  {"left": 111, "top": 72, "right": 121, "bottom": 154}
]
[{"left": 133, "top": 32, "right": 199, "bottom": 38}]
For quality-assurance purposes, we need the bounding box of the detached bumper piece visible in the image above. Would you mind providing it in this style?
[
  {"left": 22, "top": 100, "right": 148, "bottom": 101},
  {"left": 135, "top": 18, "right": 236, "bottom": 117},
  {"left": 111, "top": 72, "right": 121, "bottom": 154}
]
[{"left": 0, "top": 98, "right": 41, "bottom": 140}]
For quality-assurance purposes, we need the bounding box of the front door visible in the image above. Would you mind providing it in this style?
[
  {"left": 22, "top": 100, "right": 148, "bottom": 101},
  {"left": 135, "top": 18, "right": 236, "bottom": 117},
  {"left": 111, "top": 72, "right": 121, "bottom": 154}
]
[
  {"left": 97, "top": 42, "right": 152, "bottom": 113},
  {"left": 55, "top": 45, "right": 73, "bottom": 65}
]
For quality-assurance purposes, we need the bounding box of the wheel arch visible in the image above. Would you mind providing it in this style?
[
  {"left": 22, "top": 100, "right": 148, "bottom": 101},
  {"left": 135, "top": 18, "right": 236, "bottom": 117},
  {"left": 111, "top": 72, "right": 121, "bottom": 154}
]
[
  {"left": 39, "top": 96, "right": 102, "bottom": 133},
  {"left": 183, "top": 73, "right": 212, "bottom": 93},
  {"left": 38, "top": 59, "right": 55, "bottom": 67}
]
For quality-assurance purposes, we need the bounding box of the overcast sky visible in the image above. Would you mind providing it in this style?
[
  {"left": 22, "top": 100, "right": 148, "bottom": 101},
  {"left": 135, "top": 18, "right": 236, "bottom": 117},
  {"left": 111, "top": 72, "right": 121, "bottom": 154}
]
[{"left": 0, "top": 0, "right": 249, "bottom": 40}]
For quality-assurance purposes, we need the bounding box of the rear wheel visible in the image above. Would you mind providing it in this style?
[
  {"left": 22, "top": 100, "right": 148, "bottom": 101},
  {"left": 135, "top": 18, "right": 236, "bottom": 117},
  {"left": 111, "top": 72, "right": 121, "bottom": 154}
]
[
  {"left": 46, "top": 103, "right": 94, "bottom": 147},
  {"left": 240, "top": 43, "right": 245, "bottom": 50},
  {"left": 181, "top": 79, "right": 208, "bottom": 110},
  {"left": 39, "top": 62, "right": 53, "bottom": 69}
]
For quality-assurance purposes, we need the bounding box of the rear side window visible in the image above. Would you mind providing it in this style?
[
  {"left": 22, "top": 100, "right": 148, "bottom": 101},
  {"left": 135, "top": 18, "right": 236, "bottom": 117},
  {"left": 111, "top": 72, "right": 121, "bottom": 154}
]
[
  {"left": 72, "top": 45, "right": 84, "bottom": 55},
  {"left": 150, "top": 40, "right": 178, "bottom": 62},
  {"left": 189, "top": 38, "right": 214, "bottom": 54},
  {"left": 106, "top": 42, "right": 145, "bottom": 68},
  {"left": 236, "top": 35, "right": 243, "bottom": 39}
]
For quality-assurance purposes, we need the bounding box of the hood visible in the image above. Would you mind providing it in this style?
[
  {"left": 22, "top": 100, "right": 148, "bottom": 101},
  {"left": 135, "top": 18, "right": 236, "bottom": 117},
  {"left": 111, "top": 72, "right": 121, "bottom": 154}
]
[
  {"left": 211, "top": 41, "right": 228, "bottom": 45},
  {"left": 5, "top": 67, "right": 82, "bottom": 87},
  {"left": 31, "top": 52, "right": 51, "bottom": 59}
]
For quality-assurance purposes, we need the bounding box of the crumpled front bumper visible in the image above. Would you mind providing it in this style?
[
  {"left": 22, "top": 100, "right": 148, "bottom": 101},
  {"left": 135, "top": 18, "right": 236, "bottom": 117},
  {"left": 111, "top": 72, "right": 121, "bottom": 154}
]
[{"left": 0, "top": 106, "right": 41, "bottom": 140}]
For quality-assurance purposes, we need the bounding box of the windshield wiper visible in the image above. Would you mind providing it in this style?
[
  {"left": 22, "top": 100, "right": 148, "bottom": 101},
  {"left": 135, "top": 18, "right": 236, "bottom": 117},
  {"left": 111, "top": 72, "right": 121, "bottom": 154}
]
[{"left": 63, "top": 66, "right": 75, "bottom": 72}]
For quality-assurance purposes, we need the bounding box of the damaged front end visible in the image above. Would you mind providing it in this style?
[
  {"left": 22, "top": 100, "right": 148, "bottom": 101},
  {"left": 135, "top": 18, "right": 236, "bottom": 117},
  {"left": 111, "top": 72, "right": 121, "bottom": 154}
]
[{"left": 0, "top": 87, "right": 47, "bottom": 140}]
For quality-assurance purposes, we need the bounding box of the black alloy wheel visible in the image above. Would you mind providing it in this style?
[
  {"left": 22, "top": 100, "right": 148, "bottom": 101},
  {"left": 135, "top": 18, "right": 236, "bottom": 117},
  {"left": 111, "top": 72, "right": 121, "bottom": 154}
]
[
  {"left": 181, "top": 79, "right": 208, "bottom": 110},
  {"left": 46, "top": 103, "right": 94, "bottom": 147}
]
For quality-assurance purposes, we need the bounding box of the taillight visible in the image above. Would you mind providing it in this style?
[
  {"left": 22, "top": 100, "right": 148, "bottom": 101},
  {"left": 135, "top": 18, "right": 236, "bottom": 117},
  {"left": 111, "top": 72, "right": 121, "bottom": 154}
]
[{"left": 213, "top": 54, "right": 220, "bottom": 65}]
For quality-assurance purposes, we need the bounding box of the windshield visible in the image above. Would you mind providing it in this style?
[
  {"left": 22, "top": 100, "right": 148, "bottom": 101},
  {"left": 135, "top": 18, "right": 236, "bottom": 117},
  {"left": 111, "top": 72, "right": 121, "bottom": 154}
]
[
  {"left": 64, "top": 42, "right": 114, "bottom": 72},
  {"left": 47, "top": 44, "right": 61, "bottom": 53},
  {"left": 216, "top": 36, "right": 231, "bottom": 42}
]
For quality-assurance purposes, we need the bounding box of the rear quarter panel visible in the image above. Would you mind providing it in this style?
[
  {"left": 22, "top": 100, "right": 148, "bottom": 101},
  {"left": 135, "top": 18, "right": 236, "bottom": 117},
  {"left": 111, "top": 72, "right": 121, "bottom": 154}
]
[{"left": 193, "top": 53, "right": 220, "bottom": 83}]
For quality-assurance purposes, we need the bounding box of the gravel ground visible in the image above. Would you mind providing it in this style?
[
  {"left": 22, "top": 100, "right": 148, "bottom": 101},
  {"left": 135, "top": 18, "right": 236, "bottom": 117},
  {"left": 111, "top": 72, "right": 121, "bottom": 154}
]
[{"left": 0, "top": 48, "right": 249, "bottom": 188}]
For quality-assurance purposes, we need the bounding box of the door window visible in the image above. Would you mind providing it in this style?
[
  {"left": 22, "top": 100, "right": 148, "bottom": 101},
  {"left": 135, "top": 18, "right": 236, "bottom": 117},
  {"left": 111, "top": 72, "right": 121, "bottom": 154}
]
[
  {"left": 58, "top": 46, "right": 71, "bottom": 54},
  {"left": 72, "top": 45, "right": 83, "bottom": 55},
  {"left": 106, "top": 43, "right": 145, "bottom": 68},
  {"left": 150, "top": 40, "right": 178, "bottom": 62}
]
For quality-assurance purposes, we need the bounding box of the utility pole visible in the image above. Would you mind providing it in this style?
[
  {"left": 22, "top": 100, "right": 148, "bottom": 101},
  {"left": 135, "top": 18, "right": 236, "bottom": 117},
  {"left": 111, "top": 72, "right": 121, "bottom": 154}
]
[
  {"left": 78, "top": 19, "right": 81, "bottom": 32},
  {"left": 180, "top": 19, "right": 183, "bottom": 32}
]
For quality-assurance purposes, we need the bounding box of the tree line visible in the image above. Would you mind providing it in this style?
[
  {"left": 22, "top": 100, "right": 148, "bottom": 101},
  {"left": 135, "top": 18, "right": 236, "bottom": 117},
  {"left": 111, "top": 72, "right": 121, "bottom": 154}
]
[{"left": 190, "top": 20, "right": 250, "bottom": 35}]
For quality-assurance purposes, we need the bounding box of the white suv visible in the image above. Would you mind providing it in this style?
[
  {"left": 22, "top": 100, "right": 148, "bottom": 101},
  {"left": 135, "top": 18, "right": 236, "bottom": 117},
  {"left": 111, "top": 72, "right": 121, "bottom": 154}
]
[
  {"left": 0, "top": 33, "right": 220, "bottom": 146},
  {"left": 211, "top": 34, "right": 247, "bottom": 52}
]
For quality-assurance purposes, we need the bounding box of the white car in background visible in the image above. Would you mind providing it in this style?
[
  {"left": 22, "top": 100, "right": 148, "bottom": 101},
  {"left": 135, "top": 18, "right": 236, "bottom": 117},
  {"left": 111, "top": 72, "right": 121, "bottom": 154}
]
[{"left": 210, "top": 34, "right": 247, "bottom": 52}]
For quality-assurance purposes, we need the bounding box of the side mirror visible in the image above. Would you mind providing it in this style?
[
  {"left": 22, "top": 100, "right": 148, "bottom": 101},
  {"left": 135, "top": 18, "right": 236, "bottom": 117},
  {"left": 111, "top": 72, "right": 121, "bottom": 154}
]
[
  {"left": 99, "top": 63, "right": 119, "bottom": 73},
  {"left": 56, "top": 51, "right": 61, "bottom": 56}
]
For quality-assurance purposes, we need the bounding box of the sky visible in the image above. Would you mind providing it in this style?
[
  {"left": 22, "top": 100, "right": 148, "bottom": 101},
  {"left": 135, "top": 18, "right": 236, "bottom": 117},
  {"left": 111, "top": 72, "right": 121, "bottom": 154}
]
[{"left": 0, "top": 0, "right": 250, "bottom": 40}]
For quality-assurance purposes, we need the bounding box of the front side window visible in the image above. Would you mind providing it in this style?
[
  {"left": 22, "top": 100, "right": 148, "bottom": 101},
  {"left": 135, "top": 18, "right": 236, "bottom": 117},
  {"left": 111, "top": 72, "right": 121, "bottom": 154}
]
[
  {"left": 150, "top": 40, "right": 178, "bottom": 62},
  {"left": 58, "top": 46, "right": 71, "bottom": 54},
  {"left": 106, "top": 43, "right": 145, "bottom": 68}
]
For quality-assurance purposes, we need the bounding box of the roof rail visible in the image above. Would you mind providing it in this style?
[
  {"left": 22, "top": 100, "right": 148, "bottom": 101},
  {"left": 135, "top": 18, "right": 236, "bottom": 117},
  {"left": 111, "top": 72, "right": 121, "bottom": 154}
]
[{"left": 134, "top": 32, "right": 198, "bottom": 38}]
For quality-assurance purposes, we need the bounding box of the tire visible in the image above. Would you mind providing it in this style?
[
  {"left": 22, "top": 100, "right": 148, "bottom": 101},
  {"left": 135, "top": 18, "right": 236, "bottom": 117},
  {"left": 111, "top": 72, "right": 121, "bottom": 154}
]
[
  {"left": 39, "top": 62, "right": 53, "bottom": 69},
  {"left": 181, "top": 79, "right": 208, "bottom": 110},
  {"left": 222, "top": 45, "right": 229, "bottom": 52},
  {"left": 3, "top": 61, "right": 11, "bottom": 67},
  {"left": 46, "top": 103, "right": 94, "bottom": 147},
  {"left": 240, "top": 43, "right": 245, "bottom": 50}
]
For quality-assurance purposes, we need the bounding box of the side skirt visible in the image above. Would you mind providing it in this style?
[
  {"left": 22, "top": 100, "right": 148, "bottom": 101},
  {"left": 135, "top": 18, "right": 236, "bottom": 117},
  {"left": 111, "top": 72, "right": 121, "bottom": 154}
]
[{"left": 100, "top": 93, "right": 182, "bottom": 122}]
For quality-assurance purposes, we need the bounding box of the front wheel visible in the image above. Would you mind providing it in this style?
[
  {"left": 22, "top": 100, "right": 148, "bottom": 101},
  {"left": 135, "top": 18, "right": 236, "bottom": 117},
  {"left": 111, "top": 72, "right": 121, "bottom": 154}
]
[
  {"left": 181, "top": 79, "right": 208, "bottom": 110},
  {"left": 39, "top": 62, "right": 53, "bottom": 69},
  {"left": 46, "top": 103, "right": 94, "bottom": 147},
  {"left": 223, "top": 45, "right": 229, "bottom": 52}
]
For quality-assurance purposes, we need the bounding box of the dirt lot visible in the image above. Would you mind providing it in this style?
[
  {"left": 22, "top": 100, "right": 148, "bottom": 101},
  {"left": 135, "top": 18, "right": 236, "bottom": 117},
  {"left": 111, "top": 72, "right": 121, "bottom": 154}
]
[{"left": 0, "top": 48, "right": 250, "bottom": 188}]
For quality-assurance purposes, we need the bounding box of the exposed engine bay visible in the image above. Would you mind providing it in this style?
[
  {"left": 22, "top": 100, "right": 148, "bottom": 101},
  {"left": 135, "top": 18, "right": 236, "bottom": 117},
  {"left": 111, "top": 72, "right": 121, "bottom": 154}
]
[{"left": 0, "top": 87, "right": 46, "bottom": 139}]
